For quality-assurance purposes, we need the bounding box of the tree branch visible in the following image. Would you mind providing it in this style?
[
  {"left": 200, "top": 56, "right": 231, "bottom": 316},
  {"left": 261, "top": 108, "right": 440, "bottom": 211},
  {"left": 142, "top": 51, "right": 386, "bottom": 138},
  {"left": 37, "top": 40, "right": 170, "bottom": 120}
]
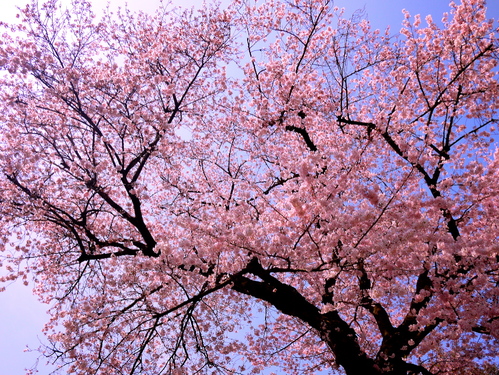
[{"left": 285, "top": 125, "right": 318, "bottom": 151}]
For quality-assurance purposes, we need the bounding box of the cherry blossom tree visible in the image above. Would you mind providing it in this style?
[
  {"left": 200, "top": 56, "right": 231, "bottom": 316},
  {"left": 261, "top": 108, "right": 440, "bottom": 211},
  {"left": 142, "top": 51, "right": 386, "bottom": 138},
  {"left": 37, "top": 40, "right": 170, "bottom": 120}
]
[{"left": 0, "top": 0, "right": 498, "bottom": 374}]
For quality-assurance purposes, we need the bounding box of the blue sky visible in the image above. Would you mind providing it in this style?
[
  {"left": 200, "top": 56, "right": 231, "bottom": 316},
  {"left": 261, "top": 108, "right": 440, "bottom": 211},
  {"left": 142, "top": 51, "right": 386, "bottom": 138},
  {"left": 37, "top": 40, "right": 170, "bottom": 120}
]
[{"left": 0, "top": 0, "right": 497, "bottom": 374}]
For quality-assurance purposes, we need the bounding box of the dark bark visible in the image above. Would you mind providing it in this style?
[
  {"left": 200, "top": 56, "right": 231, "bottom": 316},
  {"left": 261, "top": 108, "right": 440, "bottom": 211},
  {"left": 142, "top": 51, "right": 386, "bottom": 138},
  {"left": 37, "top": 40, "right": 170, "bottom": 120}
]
[
  {"left": 285, "top": 125, "right": 318, "bottom": 151},
  {"left": 231, "top": 258, "right": 434, "bottom": 375}
]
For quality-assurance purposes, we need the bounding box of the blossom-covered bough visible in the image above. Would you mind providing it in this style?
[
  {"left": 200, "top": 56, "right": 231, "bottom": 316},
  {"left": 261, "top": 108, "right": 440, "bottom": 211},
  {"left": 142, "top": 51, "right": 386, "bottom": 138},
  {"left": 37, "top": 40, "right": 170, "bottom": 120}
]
[{"left": 0, "top": 0, "right": 498, "bottom": 374}]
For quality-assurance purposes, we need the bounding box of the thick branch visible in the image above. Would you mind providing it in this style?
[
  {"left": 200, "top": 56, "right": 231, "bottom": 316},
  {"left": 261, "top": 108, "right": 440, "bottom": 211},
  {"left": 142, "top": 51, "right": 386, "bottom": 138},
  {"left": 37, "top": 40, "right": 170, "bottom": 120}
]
[
  {"left": 336, "top": 116, "right": 460, "bottom": 239},
  {"left": 358, "top": 261, "right": 395, "bottom": 338},
  {"left": 232, "top": 258, "right": 378, "bottom": 375},
  {"left": 285, "top": 125, "right": 318, "bottom": 151}
]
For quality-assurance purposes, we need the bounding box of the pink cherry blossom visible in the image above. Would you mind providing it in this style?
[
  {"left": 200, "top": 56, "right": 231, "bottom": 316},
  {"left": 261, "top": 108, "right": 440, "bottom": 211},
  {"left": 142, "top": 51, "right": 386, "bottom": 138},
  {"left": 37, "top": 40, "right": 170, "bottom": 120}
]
[{"left": 0, "top": 0, "right": 498, "bottom": 374}]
